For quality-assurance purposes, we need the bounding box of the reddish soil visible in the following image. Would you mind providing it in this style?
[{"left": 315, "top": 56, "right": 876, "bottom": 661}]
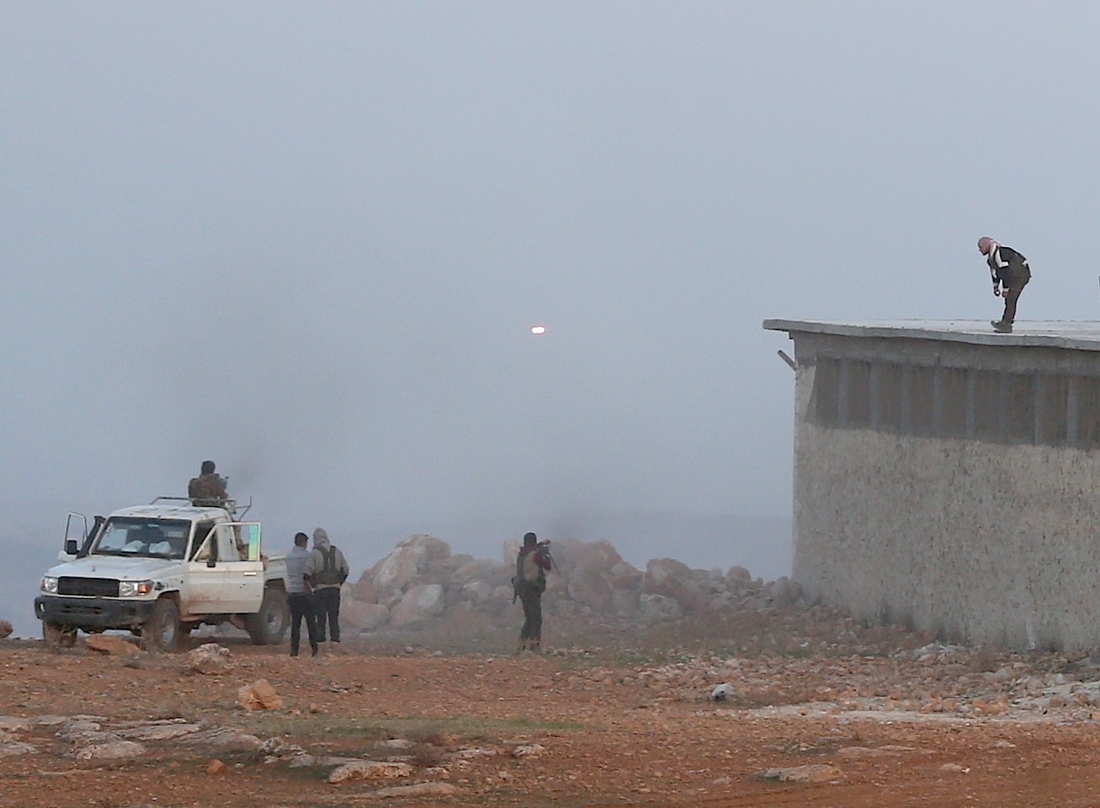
[{"left": 3, "top": 637, "right": 1100, "bottom": 807}]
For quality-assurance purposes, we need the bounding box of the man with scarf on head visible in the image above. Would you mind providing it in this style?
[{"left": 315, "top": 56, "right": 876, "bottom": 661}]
[
  {"left": 515, "top": 532, "right": 552, "bottom": 652},
  {"left": 308, "top": 528, "right": 350, "bottom": 649},
  {"left": 978, "top": 236, "right": 1031, "bottom": 333}
]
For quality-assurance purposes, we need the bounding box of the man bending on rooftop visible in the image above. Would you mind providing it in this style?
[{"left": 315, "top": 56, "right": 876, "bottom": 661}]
[{"left": 978, "top": 236, "right": 1031, "bottom": 334}]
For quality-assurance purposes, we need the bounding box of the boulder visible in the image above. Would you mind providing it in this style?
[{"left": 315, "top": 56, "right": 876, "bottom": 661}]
[
  {"left": 237, "top": 680, "right": 284, "bottom": 711},
  {"left": 611, "top": 589, "right": 640, "bottom": 617},
  {"left": 555, "top": 538, "right": 623, "bottom": 578},
  {"left": 351, "top": 575, "right": 378, "bottom": 604},
  {"left": 206, "top": 759, "right": 227, "bottom": 775},
  {"left": 642, "top": 558, "right": 707, "bottom": 612},
  {"left": 340, "top": 599, "right": 390, "bottom": 631},
  {"left": 607, "top": 562, "right": 644, "bottom": 590},
  {"left": 566, "top": 567, "right": 613, "bottom": 612},
  {"left": 755, "top": 764, "right": 844, "bottom": 784},
  {"left": 86, "top": 634, "right": 142, "bottom": 656},
  {"left": 0, "top": 742, "right": 35, "bottom": 759},
  {"left": 0, "top": 620, "right": 13, "bottom": 640},
  {"left": 186, "top": 644, "right": 234, "bottom": 675},
  {"left": 56, "top": 720, "right": 103, "bottom": 741},
  {"left": 712, "top": 683, "right": 736, "bottom": 701},
  {"left": 450, "top": 559, "right": 502, "bottom": 586},
  {"left": 328, "top": 760, "right": 412, "bottom": 784},
  {"left": 390, "top": 584, "right": 445, "bottom": 627},
  {"left": 771, "top": 576, "right": 801, "bottom": 604},
  {"left": 639, "top": 593, "right": 682, "bottom": 622},
  {"left": 180, "top": 727, "right": 262, "bottom": 751},
  {"left": 727, "top": 565, "right": 752, "bottom": 581},
  {"left": 75, "top": 740, "right": 146, "bottom": 760},
  {"left": 461, "top": 581, "right": 496, "bottom": 603},
  {"left": 371, "top": 535, "right": 451, "bottom": 604},
  {"left": 118, "top": 723, "right": 205, "bottom": 741}
]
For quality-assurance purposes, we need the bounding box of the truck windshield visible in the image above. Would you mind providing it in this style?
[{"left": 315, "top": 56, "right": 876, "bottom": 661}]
[{"left": 91, "top": 518, "right": 191, "bottom": 560}]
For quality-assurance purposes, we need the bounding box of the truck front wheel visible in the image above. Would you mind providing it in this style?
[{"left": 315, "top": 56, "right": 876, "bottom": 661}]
[
  {"left": 42, "top": 621, "right": 76, "bottom": 649},
  {"left": 246, "top": 589, "right": 289, "bottom": 645},
  {"left": 141, "top": 598, "right": 181, "bottom": 652}
]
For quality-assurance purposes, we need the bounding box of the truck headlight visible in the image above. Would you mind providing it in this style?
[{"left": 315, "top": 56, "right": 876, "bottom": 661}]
[
  {"left": 119, "top": 580, "right": 155, "bottom": 597},
  {"left": 40, "top": 576, "right": 58, "bottom": 593}
]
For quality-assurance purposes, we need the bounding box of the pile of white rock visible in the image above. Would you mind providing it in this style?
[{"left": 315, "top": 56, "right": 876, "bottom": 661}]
[{"left": 337, "top": 534, "right": 803, "bottom": 638}]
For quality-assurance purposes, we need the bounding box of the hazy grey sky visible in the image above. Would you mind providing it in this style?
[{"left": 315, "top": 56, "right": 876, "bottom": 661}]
[{"left": 3, "top": 3, "right": 1099, "bottom": 578}]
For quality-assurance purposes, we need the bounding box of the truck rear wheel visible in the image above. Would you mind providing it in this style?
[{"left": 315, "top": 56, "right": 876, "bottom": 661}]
[
  {"left": 141, "top": 597, "right": 181, "bottom": 652},
  {"left": 42, "top": 621, "right": 76, "bottom": 649},
  {"left": 246, "top": 589, "right": 288, "bottom": 645}
]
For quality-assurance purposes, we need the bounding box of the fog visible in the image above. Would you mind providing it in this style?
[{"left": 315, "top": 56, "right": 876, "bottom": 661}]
[{"left": 4, "top": 4, "right": 1100, "bottom": 634}]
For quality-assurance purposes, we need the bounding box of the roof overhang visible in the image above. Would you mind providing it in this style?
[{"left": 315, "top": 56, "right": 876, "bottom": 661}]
[{"left": 764, "top": 319, "right": 1100, "bottom": 353}]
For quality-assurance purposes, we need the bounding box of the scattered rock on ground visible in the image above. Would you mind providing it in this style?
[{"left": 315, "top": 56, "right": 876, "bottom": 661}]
[
  {"left": 186, "top": 644, "right": 234, "bottom": 675},
  {"left": 180, "top": 727, "right": 262, "bottom": 751},
  {"left": 237, "top": 680, "right": 284, "bottom": 711},
  {"left": 373, "top": 782, "right": 458, "bottom": 798},
  {"left": 117, "top": 722, "right": 205, "bottom": 741},
  {"left": 328, "top": 760, "right": 413, "bottom": 784},
  {"left": 0, "top": 742, "right": 36, "bottom": 759},
  {"left": 74, "top": 740, "right": 146, "bottom": 760},
  {"left": 755, "top": 764, "right": 845, "bottom": 784},
  {"left": 85, "top": 635, "right": 142, "bottom": 656},
  {"left": 206, "top": 758, "right": 227, "bottom": 775},
  {"left": 712, "top": 683, "right": 736, "bottom": 701}
]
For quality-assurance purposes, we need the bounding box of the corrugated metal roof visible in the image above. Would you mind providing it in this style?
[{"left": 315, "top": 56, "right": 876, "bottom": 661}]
[{"left": 763, "top": 319, "right": 1100, "bottom": 352}]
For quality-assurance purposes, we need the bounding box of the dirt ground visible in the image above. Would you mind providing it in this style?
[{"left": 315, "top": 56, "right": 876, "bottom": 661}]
[{"left": 3, "top": 634, "right": 1100, "bottom": 808}]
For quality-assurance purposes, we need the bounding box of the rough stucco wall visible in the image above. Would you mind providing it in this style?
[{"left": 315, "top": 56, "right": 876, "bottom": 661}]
[{"left": 792, "top": 365, "right": 1100, "bottom": 652}]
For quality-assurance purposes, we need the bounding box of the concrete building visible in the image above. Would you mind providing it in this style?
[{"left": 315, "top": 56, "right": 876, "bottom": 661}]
[{"left": 765, "top": 319, "right": 1100, "bottom": 652}]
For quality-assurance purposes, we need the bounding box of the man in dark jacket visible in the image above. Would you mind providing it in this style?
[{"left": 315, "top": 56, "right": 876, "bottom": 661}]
[
  {"left": 515, "top": 532, "right": 552, "bottom": 653},
  {"left": 979, "top": 236, "right": 1031, "bottom": 333},
  {"left": 308, "top": 528, "right": 350, "bottom": 648}
]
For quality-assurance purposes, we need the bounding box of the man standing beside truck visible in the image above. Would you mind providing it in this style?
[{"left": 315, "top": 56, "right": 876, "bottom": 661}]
[
  {"left": 286, "top": 532, "right": 319, "bottom": 657},
  {"left": 309, "top": 527, "right": 350, "bottom": 648}
]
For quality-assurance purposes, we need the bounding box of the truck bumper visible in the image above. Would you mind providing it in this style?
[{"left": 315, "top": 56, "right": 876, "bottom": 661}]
[{"left": 34, "top": 596, "right": 157, "bottom": 630}]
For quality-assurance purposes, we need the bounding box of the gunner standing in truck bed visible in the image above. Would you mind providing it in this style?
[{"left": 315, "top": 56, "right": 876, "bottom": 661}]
[{"left": 188, "top": 460, "right": 228, "bottom": 507}]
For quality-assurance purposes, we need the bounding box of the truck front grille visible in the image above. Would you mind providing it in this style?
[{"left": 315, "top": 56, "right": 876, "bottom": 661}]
[{"left": 58, "top": 577, "right": 120, "bottom": 597}]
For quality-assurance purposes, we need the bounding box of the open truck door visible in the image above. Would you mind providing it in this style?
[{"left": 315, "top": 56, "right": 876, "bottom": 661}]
[
  {"left": 186, "top": 521, "right": 264, "bottom": 614},
  {"left": 60, "top": 513, "right": 87, "bottom": 561}
]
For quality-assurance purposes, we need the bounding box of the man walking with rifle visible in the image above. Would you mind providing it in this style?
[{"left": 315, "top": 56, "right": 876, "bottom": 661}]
[{"left": 514, "top": 532, "right": 553, "bottom": 653}]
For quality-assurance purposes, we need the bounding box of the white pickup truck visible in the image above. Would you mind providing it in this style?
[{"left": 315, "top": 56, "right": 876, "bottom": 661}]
[{"left": 34, "top": 497, "right": 290, "bottom": 651}]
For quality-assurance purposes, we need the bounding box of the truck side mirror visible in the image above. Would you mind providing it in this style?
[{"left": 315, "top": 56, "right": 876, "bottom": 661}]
[{"left": 65, "top": 539, "right": 79, "bottom": 555}]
